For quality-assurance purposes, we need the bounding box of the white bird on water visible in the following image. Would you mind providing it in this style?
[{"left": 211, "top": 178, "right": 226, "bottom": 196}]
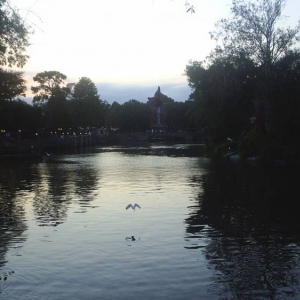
[{"left": 126, "top": 203, "right": 141, "bottom": 210}]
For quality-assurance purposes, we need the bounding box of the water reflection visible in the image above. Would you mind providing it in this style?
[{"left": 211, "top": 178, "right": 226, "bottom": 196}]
[
  {"left": 1, "top": 146, "right": 300, "bottom": 299},
  {"left": 0, "top": 160, "right": 30, "bottom": 284},
  {"left": 32, "top": 156, "right": 100, "bottom": 225},
  {"left": 185, "top": 161, "right": 300, "bottom": 299}
]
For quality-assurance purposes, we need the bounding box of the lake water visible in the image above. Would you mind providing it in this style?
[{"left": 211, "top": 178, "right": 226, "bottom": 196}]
[{"left": 1, "top": 144, "right": 300, "bottom": 300}]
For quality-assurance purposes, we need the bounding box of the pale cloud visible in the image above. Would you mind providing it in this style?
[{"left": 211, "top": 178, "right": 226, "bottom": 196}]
[{"left": 12, "top": 0, "right": 228, "bottom": 82}]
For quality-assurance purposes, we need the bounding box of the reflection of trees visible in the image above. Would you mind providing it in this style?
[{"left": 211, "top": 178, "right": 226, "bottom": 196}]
[
  {"left": 33, "top": 162, "right": 72, "bottom": 226},
  {"left": 0, "top": 201, "right": 27, "bottom": 268},
  {"left": 0, "top": 159, "right": 38, "bottom": 199},
  {"left": 32, "top": 159, "right": 99, "bottom": 224},
  {"left": 74, "top": 165, "right": 99, "bottom": 210},
  {"left": 0, "top": 155, "right": 100, "bottom": 279},
  {"left": 185, "top": 161, "right": 300, "bottom": 299},
  {"left": 0, "top": 160, "right": 30, "bottom": 278}
]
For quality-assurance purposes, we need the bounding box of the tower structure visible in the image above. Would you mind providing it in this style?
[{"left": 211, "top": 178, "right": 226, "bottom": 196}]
[{"left": 147, "top": 86, "right": 174, "bottom": 127}]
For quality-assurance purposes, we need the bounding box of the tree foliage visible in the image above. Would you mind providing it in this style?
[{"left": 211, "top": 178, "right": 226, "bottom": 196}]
[
  {"left": 186, "top": 0, "right": 300, "bottom": 160},
  {"left": 119, "top": 100, "right": 151, "bottom": 131},
  {"left": 70, "top": 77, "right": 107, "bottom": 127},
  {"left": 31, "top": 71, "right": 69, "bottom": 104},
  {"left": 106, "top": 101, "right": 121, "bottom": 128},
  {"left": 0, "top": 1, "right": 30, "bottom": 104},
  {"left": 31, "top": 71, "right": 73, "bottom": 129},
  {"left": 71, "top": 77, "right": 99, "bottom": 103},
  {"left": 185, "top": 55, "right": 256, "bottom": 142},
  {"left": 0, "top": 99, "right": 40, "bottom": 130},
  {"left": 0, "top": 0, "right": 31, "bottom": 67},
  {"left": 210, "top": 0, "right": 300, "bottom": 68},
  {"left": 0, "top": 68, "right": 26, "bottom": 101},
  {"left": 164, "top": 101, "right": 190, "bottom": 129},
  {"left": 270, "top": 50, "right": 300, "bottom": 144}
]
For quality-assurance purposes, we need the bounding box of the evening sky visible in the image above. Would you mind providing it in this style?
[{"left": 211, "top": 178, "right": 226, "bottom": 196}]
[{"left": 9, "top": 0, "right": 300, "bottom": 104}]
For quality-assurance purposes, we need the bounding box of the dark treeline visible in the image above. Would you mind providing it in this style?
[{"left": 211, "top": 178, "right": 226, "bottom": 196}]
[
  {"left": 185, "top": 0, "right": 300, "bottom": 163},
  {"left": 0, "top": 69, "right": 197, "bottom": 137}
]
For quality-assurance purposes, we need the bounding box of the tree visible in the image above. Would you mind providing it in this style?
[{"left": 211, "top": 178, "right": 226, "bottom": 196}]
[
  {"left": 184, "top": 61, "right": 205, "bottom": 123},
  {"left": 184, "top": 0, "right": 300, "bottom": 160},
  {"left": 119, "top": 100, "right": 151, "bottom": 131},
  {"left": 70, "top": 77, "right": 107, "bottom": 127},
  {"left": 206, "top": 0, "right": 300, "bottom": 152},
  {"left": 0, "top": 0, "right": 30, "bottom": 127},
  {"left": 31, "top": 71, "right": 69, "bottom": 104},
  {"left": 270, "top": 50, "right": 300, "bottom": 147},
  {"left": 31, "top": 71, "right": 72, "bottom": 129},
  {"left": 106, "top": 101, "right": 121, "bottom": 128},
  {"left": 185, "top": 56, "right": 256, "bottom": 145},
  {"left": 164, "top": 101, "right": 190, "bottom": 130},
  {"left": 71, "top": 77, "right": 99, "bottom": 103},
  {"left": 0, "top": 0, "right": 31, "bottom": 67},
  {"left": 210, "top": 0, "right": 300, "bottom": 68},
  {"left": 0, "top": 68, "right": 26, "bottom": 101},
  {"left": 0, "top": 99, "right": 38, "bottom": 131}
]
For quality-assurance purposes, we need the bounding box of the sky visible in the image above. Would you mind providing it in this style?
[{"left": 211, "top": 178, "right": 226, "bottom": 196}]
[{"left": 9, "top": 0, "right": 300, "bottom": 104}]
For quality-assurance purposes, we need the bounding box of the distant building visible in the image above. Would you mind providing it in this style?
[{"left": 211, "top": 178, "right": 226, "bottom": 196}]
[{"left": 147, "top": 86, "right": 174, "bottom": 127}]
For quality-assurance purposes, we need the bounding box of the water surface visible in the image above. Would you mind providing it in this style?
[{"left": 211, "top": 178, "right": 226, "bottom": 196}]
[{"left": 0, "top": 144, "right": 300, "bottom": 299}]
